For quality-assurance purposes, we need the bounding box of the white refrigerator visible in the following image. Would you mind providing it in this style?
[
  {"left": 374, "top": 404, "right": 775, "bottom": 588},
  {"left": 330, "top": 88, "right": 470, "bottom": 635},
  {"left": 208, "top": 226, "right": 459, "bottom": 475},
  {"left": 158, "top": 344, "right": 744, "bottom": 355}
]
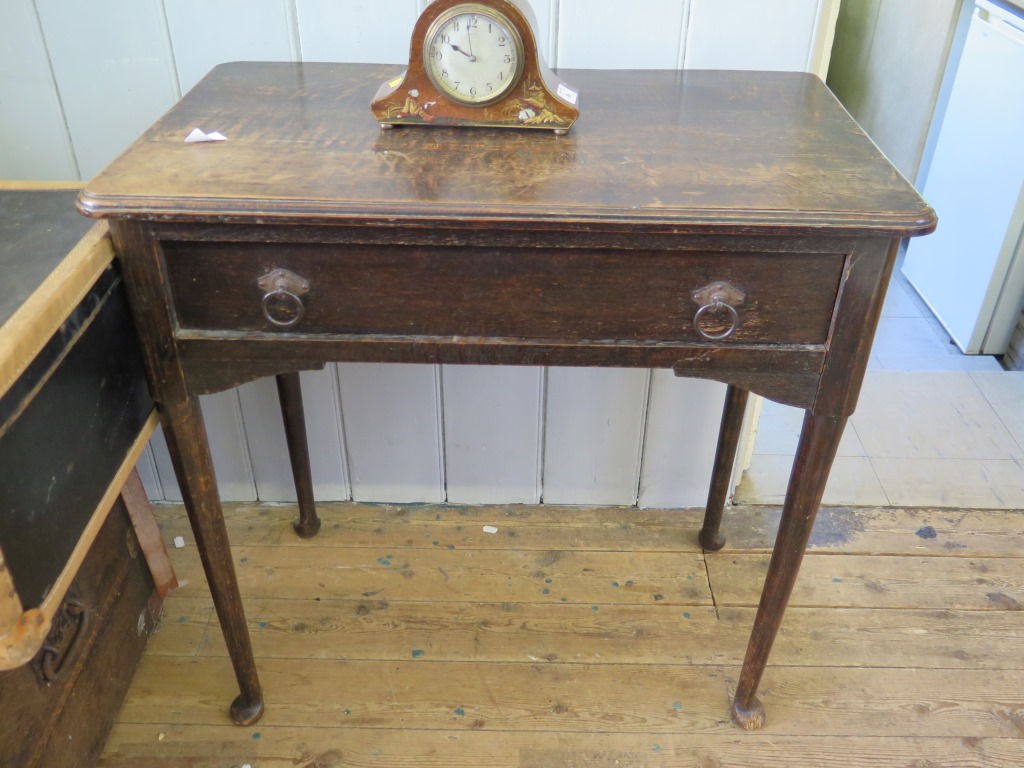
[{"left": 902, "top": 0, "right": 1024, "bottom": 354}]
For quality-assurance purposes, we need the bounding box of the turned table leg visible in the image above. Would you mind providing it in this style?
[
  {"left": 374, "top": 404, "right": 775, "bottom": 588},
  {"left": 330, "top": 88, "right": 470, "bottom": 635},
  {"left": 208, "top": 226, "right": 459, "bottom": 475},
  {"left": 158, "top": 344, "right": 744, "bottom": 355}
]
[
  {"left": 731, "top": 410, "right": 847, "bottom": 729},
  {"left": 700, "top": 385, "right": 749, "bottom": 551},
  {"left": 161, "top": 396, "right": 264, "bottom": 725},
  {"left": 275, "top": 372, "right": 321, "bottom": 538}
]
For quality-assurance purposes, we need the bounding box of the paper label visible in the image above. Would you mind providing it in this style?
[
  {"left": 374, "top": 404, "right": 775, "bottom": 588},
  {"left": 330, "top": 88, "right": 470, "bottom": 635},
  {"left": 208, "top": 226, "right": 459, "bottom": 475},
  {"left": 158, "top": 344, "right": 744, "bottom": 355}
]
[{"left": 557, "top": 83, "right": 578, "bottom": 105}]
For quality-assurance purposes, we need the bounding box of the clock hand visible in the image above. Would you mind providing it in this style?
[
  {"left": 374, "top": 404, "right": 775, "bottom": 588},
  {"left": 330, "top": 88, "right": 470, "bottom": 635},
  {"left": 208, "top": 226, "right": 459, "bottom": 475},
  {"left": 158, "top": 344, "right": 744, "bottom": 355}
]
[{"left": 448, "top": 43, "right": 476, "bottom": 62}]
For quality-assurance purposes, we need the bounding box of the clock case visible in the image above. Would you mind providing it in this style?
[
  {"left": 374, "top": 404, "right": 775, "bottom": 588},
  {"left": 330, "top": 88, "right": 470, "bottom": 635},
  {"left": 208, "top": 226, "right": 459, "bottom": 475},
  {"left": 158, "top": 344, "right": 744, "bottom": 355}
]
[{"left": 370, "top": 0, "right": 580, "bottom": 132}]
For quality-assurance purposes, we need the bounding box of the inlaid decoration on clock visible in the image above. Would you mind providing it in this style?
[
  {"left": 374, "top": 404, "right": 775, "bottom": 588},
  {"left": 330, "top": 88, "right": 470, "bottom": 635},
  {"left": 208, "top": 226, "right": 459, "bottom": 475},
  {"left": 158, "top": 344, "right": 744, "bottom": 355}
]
[{"left": 370, "top": 0, "right": 580, "bottom": 133}]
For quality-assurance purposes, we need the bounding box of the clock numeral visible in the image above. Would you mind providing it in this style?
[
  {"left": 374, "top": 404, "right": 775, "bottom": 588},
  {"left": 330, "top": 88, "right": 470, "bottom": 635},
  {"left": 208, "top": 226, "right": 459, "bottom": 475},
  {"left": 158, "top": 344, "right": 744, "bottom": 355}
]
[
  {"left": 433, "top": 50, "right": 442, "bottom": 60},
  {"left": 498, "top": 36, "right": 506, "bottom": 47},
  {"left": 470, "top": 86, "right": 478, "bottom": 96},
  {"left": 453, "top": 21, "right": 459, "bottom": 32},
  {"left": 487, "top": 83, "right": 493, "bottom": 92},
  {"left": 441, "top": 69, "right": 449, "bottom": 78},
  {"left": 503, "top": 55, "right": 513, "bottom": 64},
  {"left": 440, "top": 34, "right": 451, "bottom": 44},
  {"left": 467, "top": 16, "right": 478, "bottom": 29},
  {"left": 453, "top": 81, "right": 461, "bottom": 90},
  {"left": 498, "top": 72, "right": 504, "bottom": 81}
]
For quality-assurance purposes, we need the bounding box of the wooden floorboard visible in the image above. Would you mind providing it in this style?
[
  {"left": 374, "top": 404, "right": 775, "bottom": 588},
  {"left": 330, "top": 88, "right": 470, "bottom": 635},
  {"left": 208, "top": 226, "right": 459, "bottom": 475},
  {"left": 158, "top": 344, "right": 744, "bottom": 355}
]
[{"left": 102, "top": 502, "right": 1024, "bottom": 767}]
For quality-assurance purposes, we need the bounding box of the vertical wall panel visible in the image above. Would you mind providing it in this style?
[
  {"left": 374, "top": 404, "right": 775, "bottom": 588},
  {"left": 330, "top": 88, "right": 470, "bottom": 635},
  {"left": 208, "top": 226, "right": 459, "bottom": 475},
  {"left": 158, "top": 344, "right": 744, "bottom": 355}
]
[
  {"left": 148, "top": 426, "right": 181, "bottom": 502},
  {"left": 685, "top": 0, "right": 821, "bottom": 71},
  {"left": 556, "top": 0, "right": 688, "bottom": 68},
  {"left": 443, "top": 366, "right": 543, "bottom": 504},
  {"left": 0, "top": 0, "right": 78, "bottom": 180},
  {"left": 198, "top": 391, "right": 258, "bottom": 500},
  {"left": 543, "top": 368, "right": 650, "bottom": 506},
  {"left": 522, "top": 0, "right": 556, "bottom": 64},
  {"left": 297, "top": 0, "right": 419, "bottom": 63},
  {"left": 150, "top": 393, "right": 258, "bottom": 502},
  {"left": 134, "top": 444, "right": 163, "bottom": 501},
  {"left": 337, "top": 363, "right": 444, "bottom": 503},
  {"left": 35, "top": 0, "right": 180, "bottom": 179},
  {"left": 237, "top": 369, "right": 350, "bottom": 502},
  {"left": 638, "top": 373, "right": 727, "bottom": 509},
  {"left": 164, "top": 0, "right": 298, "bottom": 93}
]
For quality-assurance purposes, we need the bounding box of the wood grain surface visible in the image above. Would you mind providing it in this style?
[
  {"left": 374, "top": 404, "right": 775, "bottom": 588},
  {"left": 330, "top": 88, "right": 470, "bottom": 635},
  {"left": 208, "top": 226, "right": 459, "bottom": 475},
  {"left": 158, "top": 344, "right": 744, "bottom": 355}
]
[
  {"left": 78, "top": 64, "right": 935, "bottom": 237},
  {"left": 100, "top": 501, "right": 1024, "bottom": 766}
]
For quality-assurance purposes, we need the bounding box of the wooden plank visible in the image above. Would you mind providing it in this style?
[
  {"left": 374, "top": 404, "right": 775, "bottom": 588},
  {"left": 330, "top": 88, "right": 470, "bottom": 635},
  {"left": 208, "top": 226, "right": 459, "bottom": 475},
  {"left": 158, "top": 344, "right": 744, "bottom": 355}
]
[
  {"left": 153, "top": 597, "right": 1024, "bottom": 671},
  {"left": 685, "top": 0, "right": 822, "bottom": 71},
  {"left": 165, "top": 543, "right": 713, "bottom": 605},
  {"left": 723, "top": 504, "right": 1024, "bottom": 556},
  {"left": 638, "top": 373, "right": 727, "bottom": 508},
  {"left": 145, "top": 599, "right": 210, "bottom": 659},
  {"left": 0, "top": 181, "right": 81, "bottom": 191},
  {"left": 163, "top": 0, "right": 296, "bottom": 93},
  {"left": 730, "top": 666, "right": 1024, "bottom": 737},
  {"left": 337, "top": 363, "right": 444, "bottom": 503},
  {"left": 152, "top": 502, "right": 1024, "bottom": 558},
  {"left": 112, "top": 654, "right": 1024, "bottom": 738},
  {"left": 152, "top": 502, "right": 706, "bottom": 552},
  {"left": 0, "top": 0, "right": 78, "bottom": 180},
  {"left": 114, "top": 655, "right": 730, "bottom": 732},
  {"left": 100, "top": 728, "right": 1021, "bottom": 768},
  {"left": 442, "top": 365, "right": 543, "bottom": 505},
  {"left": 169, "top": 597, "right": 727, "bottom": 664},
  {"left": 542, "top": 368, "right": 650, "bottom": 506},
  {"left": 113, "top": 496, "right": 1024, "bottom": 760},
  {"left": 121, "top": 468, "right": 179, "bottom": 597},
  {"left": 709, "top": 553, "right": 1024, "bottom": 610},
  {"left": 34, "top": 0, "right": 180, "bottom": 178}
]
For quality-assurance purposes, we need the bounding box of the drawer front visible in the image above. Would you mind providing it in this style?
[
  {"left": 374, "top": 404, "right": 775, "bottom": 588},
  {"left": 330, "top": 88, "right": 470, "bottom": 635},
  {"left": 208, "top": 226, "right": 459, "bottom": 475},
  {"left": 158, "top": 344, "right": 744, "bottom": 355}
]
[{"left": 164, "top": 242, "right": 846, "bottom": 346}]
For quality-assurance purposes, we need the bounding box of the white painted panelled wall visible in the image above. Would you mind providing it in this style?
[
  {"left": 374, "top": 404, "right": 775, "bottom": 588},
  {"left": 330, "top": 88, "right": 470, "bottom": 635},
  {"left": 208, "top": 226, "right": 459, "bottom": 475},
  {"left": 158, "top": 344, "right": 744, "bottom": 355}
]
[{"left": 1, "top": 0, "right": 840, "bottom": 506}]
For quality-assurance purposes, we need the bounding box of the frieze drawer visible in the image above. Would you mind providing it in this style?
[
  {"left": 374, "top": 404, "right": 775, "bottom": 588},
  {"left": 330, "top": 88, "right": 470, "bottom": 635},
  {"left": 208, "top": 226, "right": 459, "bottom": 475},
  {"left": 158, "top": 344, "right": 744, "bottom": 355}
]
[{"left": 164, "top": 241, "right": 846, "bottom": 346}]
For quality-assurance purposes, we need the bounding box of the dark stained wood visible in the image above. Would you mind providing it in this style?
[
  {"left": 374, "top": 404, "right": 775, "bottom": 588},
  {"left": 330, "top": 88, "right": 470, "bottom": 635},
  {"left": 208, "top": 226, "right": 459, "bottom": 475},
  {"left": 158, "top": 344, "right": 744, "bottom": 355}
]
[
  {"left": 158, "top": 396, "right": 263, "bottom": 726},
  {"left": 700, "top": 385, "right": 750, "bottom": 551},
  {"left": 79, "top": 63, "right": 936, "bottom": 730},
  {"left": 274, "top": 373, "right": 320, "bottom": 538},
  {"left": 0, "top": 190, "right": 91, "bottom": 329},
  {"left": 78, "top": 65, "right": 935, "bottom": 239},
  {"left": 107, "top": 221, "right": 263, "bottom": 725},
  {"left": 731, "top": 411, "right": 848, "bottom": 729},
  {"left": 163, "top": 241, "right": 846, "bottom": 345},
  {"left": 0, "top": 498, "right": 157, "bottom": 768},
  {"left": 0, "top": 266, "right": 152, "bottom": 608}
]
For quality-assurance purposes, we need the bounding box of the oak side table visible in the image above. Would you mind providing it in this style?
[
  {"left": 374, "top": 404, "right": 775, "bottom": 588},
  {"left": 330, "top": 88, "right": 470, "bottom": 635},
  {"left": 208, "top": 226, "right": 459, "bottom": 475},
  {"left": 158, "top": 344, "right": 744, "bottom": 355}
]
[{"left": 78, "top": 63, "right": 936, "bottom": 729}]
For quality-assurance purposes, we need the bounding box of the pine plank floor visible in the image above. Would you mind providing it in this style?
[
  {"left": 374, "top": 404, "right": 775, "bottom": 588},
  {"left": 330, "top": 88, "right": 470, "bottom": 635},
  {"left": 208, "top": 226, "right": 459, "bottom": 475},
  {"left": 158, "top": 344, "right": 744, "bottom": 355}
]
[{"left": 100, "top": 502, "right": 1024, "bottom": 767}]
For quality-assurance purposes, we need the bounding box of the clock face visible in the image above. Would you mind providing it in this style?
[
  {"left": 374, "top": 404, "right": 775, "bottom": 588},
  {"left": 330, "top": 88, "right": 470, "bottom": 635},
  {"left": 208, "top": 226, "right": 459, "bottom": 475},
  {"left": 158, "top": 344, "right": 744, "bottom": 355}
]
[{"left": 423, "top": 4, "right": 525, "bottom": 106}]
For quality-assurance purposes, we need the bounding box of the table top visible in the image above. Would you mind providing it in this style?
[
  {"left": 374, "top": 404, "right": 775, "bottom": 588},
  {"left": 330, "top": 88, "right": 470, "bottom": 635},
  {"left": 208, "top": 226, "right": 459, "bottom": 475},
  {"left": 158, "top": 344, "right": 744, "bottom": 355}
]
[{"left": 79, "top": 63, "right": 935, "bottom": 238}]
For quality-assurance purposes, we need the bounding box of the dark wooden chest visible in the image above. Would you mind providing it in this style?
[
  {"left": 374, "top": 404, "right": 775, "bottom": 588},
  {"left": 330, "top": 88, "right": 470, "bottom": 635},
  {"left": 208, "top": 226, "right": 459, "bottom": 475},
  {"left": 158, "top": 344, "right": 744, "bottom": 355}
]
[{"left": 0, "top": 497, "right": 157, "bottom": 768}]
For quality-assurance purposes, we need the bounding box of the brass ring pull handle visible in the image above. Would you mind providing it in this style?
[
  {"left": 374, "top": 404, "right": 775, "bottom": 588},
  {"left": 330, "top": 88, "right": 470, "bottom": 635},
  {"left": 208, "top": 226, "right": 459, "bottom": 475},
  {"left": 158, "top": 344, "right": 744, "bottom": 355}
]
[
  {"left": 258, "top": 268, "right": 311, "bottom": 328},
  {"left": 692, "top": 281, "right": 746, "bottom": 341}
]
